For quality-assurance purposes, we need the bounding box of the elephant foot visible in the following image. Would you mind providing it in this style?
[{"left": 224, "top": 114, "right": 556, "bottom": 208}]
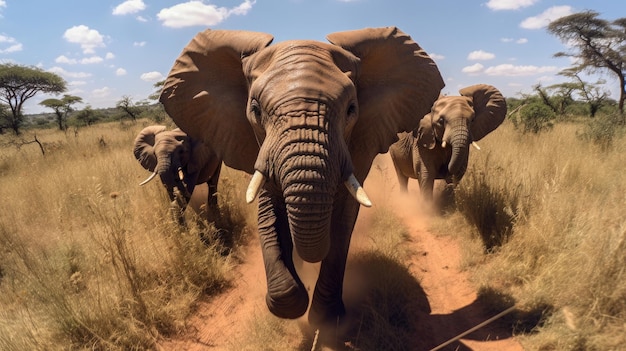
[{"left": 265, "top": 278, "right": 309, "bottom": 319}]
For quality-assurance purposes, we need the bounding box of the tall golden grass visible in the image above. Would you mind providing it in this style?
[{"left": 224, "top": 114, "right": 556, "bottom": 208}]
[
  {"left": 436, "top": 120, "right": 626, "bottom": 350},
  {"left": 0, "top": 120, "right": 255, "bottom": 350},
  {"left": 1, "top": 117, "right": 624, "bottom": 350}
]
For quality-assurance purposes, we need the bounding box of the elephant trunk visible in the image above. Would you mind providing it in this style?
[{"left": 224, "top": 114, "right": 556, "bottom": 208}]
[
  {"left": 272, "top": 114, "right": 344, "bottom": 264},
  {"left": 447, "top": 120, "right": 470, "bottom": 177}
]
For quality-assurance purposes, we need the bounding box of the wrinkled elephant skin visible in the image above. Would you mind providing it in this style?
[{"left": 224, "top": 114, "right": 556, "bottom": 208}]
[
  {"left": 159, "top": 27, "right": 445, "bottom": 328},
  {"left": 389, "top": 84, "right": 507, "bottom": 200},
  {"left": 133, "top": 125, "right": 222, "bottom": 225}
]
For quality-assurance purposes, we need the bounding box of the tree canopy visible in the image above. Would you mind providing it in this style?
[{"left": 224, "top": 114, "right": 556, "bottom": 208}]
[
  {"left": 40, "top": 94, "right": 83, "bottom": 131},
  {"left": 548, "top": 11, "right": 626, "bottom": 115},
  {"left": 0, "top": 63, "right": 67, "bottom": 134}
]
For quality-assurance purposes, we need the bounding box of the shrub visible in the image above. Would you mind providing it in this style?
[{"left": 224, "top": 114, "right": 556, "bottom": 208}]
[{"left": 515, "top": 102, "right": 556, "bottom": 134}]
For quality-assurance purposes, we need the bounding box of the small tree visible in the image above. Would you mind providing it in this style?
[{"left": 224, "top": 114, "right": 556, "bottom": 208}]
[
  {"left": 0, "top": 64, "right": 66, "bottom": 135},
  {"left": 516, "top": 102, "right": 556, "bottom": 134},
  {"left": 39, "top": 94, "right": 82, "bottom": 131},
  {"left": 73, "top": 105, "right": 100, "bottom": 126},
  {"left": 548, "top": 11, "right": 626, "bottom": 116},
  {"left": 116, "top": 95, "right": 141, "bottom": 122}
]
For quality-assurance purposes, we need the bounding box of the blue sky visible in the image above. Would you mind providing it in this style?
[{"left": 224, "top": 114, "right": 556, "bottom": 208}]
[{"left": 0, "top": 0, "right": 622, "bottom": 114}]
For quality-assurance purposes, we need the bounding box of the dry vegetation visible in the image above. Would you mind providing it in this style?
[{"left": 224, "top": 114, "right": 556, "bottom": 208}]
[
  {"left": 0, "top": 120, "right": 255, "bottom": 350},
  {"left": 0, "top": 116, "right": 624, "bottom": 350},
  {"left": 435, "top": 119, "right": 626, "bottom": 351}
]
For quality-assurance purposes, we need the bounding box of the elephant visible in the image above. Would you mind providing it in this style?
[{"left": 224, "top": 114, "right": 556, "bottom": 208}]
[
  {"left": 389, "top": 84, "right": 507, "bottom": 200},
  {"left": 158, "top": 27, "right": 444, "bottom": 330},
  {"left": 133, "top": 125, "right": 222, "bottom": 225}
]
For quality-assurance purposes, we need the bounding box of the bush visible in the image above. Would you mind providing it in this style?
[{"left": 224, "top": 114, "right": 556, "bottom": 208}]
[
  {"left": 513, "top": 102, "right": 556, "bottom": 134},
  {"left": 577, "top": 113, "right": 626, "bottom": 151}
]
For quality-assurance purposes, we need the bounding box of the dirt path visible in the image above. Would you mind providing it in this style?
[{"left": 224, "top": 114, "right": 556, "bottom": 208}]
[{"left": 159, "top": 155, "right": 524, "bottom": 351}]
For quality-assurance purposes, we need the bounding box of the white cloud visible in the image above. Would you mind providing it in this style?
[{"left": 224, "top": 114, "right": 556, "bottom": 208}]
[
  {"left": 56, "top": 55, "right": 77, "bottom": 64},
  {"left": 116, "top": 68, "right": 127, "bottom": 76},
  {"left": 92, "top": 87, "right": 112, "bottom": 98},
  {"left": 157, "top": 0, "right": 255, "bottom": 28},
  {"left": 81, "top": 56, "right": 104, "bottom": 64},
  {"left": 105, "top": 52, "right": 115, "bottom": 60},
  {"left": 63, "top": 25, "right": 105, "bottom": 54},
  {"left": 429, "top": 53, "right": 445, "bottom": 60},
  {"left": 486, "top": 0, "right": 539, "bottom": 11},
  {"left": 0, "top": 34, "right": 23, "bottom": 53},
  {"left": 69, "top": 81, "right": 87, "bottom": 86},
  {"left": 136, "top": 16, "right": 148, "bottom": 22},
  {"left": 140, "top": 71, "right": 164, "bottom": 82},
  {"left": 462, "top": 63, "right": 484, "bottom": 75},
  {"left": 468, "top": 50, "right": 495, "bottom": 61},
  {"left": 113, "top": 0, "right": 146, "bottom": 15},
  {"left": 0, "top": 1, "right": 6, "bottom": 7},
  {"left": 520, "top": 6, "right": 573, "bottom": 29},
  {"left": 1, "top": 43, "right": 22, "bottom": 53},
  {"left": 484, "top": 64, "right": 558, "bottom": 76},
  {"left": 48, "top": 66, "right": 92, "bottom": 79},
  {"left": 516, "top": 38, "right": 528, "bottom": 44},
  {"left": 133, "top": 41, "right": 146, "bottom": 47}
]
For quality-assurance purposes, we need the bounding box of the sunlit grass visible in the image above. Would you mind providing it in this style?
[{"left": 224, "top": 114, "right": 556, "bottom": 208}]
[
  {"left": 0, "top": 120, "right": 254, "bottom": 350},
  {"left": 1, "top": 116, "right": 624, "bottom": 350},
  {"left": 431, "top": 120, "right": 626, "bottom": 350}
]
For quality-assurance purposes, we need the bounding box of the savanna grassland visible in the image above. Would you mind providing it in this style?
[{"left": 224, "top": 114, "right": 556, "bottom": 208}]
[
  {"left": 0, "top": 120, "right": 256, "bottom": 350},
  {"left": 0, "top": 115, "right": 624, "bottom": 351}
]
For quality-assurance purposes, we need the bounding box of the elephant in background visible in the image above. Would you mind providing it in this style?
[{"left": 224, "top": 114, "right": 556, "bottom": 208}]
[
  {"left": 389, "top": 84, "right": 507, "bottom": 201},
  {"left": 133, "top": 125, "right": 222, "bottom": 225},
  {"left": 159, "top": 27, "right": 444, "bottom": 332}
]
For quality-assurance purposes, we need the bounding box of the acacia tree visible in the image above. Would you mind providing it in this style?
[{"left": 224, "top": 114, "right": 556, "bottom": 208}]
[
  {"left": 559, "top": 68, "right": 611, "bottom": 117},
  {"left": 116, "top": 95, "right": 141, "bottom": 121},
  {"left": 40, "top": 94, "right": 82, "bottom": 131},
  {"left": 0, "top": 64, "right": 66, "bottom": 134},
  {"left": 548, "top": 11, "right": 626, "bottom": 116}
]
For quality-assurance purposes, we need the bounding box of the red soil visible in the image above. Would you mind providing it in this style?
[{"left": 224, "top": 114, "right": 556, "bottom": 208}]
[{"left": 159, "top": 155, "right": 524, "bottom": 351}]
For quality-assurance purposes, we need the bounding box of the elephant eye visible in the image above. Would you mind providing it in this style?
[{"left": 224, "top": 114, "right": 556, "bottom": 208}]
[
  {"left": 347, "top": 102, "right": 357, "bottom": 117},
  {"left": 437, "top": 117, "right": 445, "bottom": 125},
  {"left": 249, "top": 99, "right": 262, "bottom": 123}
]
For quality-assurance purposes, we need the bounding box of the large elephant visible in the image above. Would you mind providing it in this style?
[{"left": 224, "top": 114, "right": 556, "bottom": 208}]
[
  {"left": 389, "top": 84, "right": 507, "bottom": 200},
  {"left": 133, "top": 125, "right": 222, "bottom": 225},
  {"left": 159, "top": 27, "right": 444, "bottom": 328}
]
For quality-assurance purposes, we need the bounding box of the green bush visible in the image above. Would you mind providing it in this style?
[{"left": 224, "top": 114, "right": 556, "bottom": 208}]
[{"left": 515, "top": 102, "right": 556, "bottom": 134}]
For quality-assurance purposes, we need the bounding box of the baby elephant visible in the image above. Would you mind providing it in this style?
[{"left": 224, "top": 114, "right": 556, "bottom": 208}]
[
  {"left": 389, "top": 84, "right": 507, "bottom": 200},
  {"left": 133, "top": 125, "right": 222, "bottom": 225}
]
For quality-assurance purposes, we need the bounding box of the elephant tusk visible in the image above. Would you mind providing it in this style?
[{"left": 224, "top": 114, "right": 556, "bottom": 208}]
[
  {"left": 441, "top": 141, "right": 447, "bottom": 148},
  {"left": 472, "top": 141, "right": 481, "bottom": 150},
  {"left": 344, "top": 174, "right": 372, "bottom": 208},
  {"left": 178, "top": 167, "right": 184, "bottom": 181},
  {"left": 246, "top": 170, "right": 266, "bottom": 204},
  {"left": 140, "top": 172, "right": 158, "bottom": 186}
]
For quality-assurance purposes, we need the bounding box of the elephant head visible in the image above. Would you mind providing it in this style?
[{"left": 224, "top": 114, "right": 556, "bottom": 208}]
[
  {"left": 160, "top": 27, "right": 444, "bottom": 326},
  {"left": 417, "top": 84, "right": 507, "bottom": 178}
]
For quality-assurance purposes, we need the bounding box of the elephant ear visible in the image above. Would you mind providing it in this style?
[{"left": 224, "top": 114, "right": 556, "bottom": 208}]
[
  {"left": 460, "top": 84, "right": 507, "bottom": 142},
  {"left": 416, "top": 113, "right": 437, "bottom": 149},
  {"left": 133, "top": 125, "right": 167, "bottom": 172},
  {"left": 160, "top": 29, "right": 274, "bottom": 174},
  {"left": 326, "top": 26, "right": 444, "bottom": 180}
]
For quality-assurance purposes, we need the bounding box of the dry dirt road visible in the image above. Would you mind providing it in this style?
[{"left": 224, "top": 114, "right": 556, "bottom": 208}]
[{"left": 159, "top": 155, "right": 524, "bottom": 351}]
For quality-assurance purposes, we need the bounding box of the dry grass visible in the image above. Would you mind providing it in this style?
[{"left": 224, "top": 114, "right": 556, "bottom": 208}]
[
  {"left": 2, "top": 116, "right": 624, "bottom": 350},
  {"left": 432, "top": 120, "right": 626, "bottom": 351},
  {"left": 0, "top": 120, "right": 255, "bottom": 350}
]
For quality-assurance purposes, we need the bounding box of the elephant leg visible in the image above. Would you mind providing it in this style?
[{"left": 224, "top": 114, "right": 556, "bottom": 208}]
[
  {"left": 418, "top": 173, "right": 435, "bottom": 201},
  {"left": 205, "top": 165, "right": 223, "bottom": 227},
  {"left": 308, "top": 194, "right": 360, "bottom": 328},
  {"left": 258, "top": 190, "right": 309, "bottom": 319},
  {"left": 391, "top": 159, "right": 410, "bottom": 193}
]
